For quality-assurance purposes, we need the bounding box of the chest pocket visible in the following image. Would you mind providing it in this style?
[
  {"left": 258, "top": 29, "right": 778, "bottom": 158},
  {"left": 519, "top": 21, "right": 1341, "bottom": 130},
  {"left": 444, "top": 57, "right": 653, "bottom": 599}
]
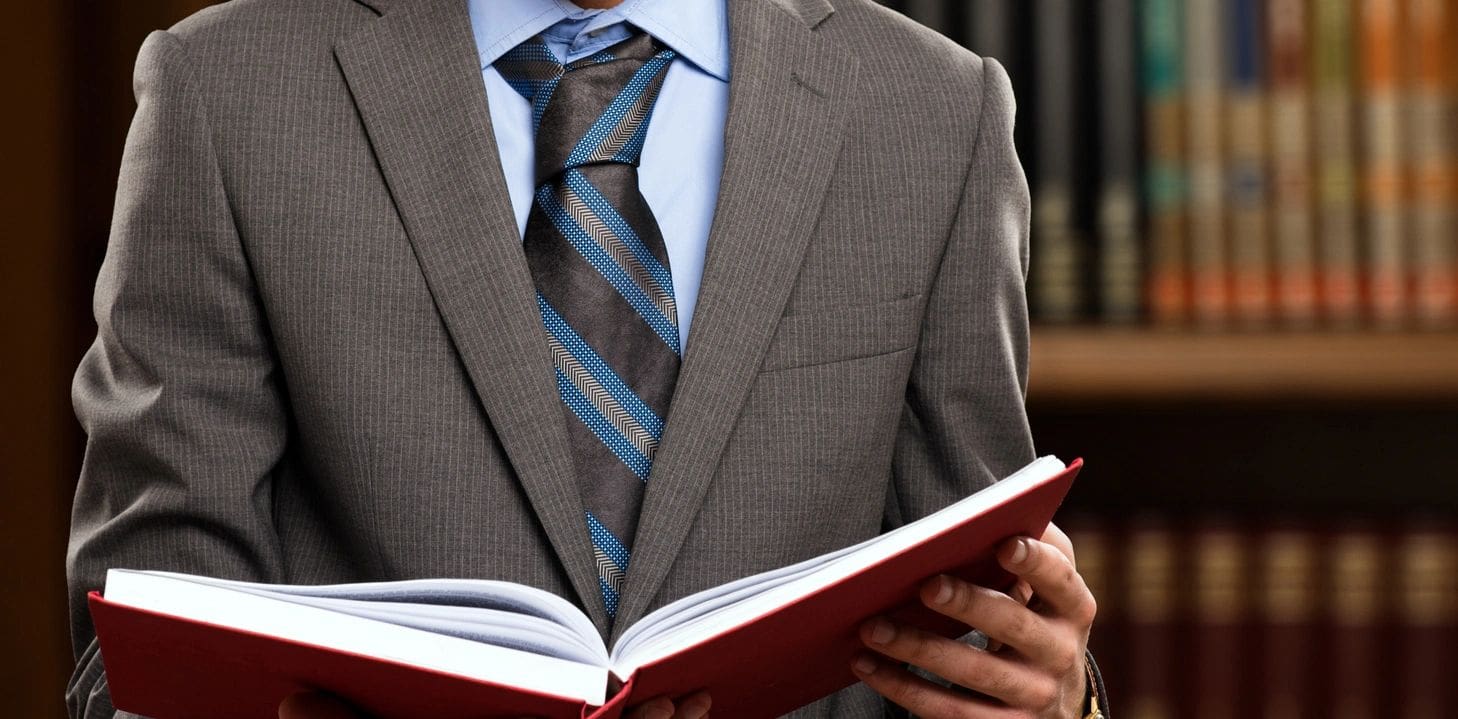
[{"left": 759, "top": 293, "right": 925, "bottom": 372}]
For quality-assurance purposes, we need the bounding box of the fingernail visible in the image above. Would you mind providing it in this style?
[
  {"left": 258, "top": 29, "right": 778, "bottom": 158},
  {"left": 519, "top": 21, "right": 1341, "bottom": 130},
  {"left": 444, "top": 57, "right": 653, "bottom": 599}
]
[
  {"left": 853, "top": 653, "right": 878, "bottom": 675},
  {"left": 1011, "top": 538, "right": 1030, "bottom": 564},
  {"left": 648, "top": 705, "right": 674, "bottom": 719},
  {"left": 869, "top": 618, "right": 895, "bottom": 645},
  {"left": 933, "top": 575, "right": 954, "bottom": 605},
  {"left": 684, "top": 696, "right": 712, "bottom": 719}
]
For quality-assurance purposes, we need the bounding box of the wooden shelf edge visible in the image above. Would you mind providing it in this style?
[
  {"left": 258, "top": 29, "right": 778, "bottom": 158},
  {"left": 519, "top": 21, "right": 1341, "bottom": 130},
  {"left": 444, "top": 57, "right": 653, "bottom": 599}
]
[{"left": 1027, "top": 329, "right": 1458, "bottom": 403}]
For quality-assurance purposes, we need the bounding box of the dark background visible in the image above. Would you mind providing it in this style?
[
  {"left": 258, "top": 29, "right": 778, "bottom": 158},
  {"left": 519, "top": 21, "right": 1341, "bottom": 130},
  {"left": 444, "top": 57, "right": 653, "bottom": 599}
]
[{"left": 4, "top": 2, "right": 1454, "bottom": 717}]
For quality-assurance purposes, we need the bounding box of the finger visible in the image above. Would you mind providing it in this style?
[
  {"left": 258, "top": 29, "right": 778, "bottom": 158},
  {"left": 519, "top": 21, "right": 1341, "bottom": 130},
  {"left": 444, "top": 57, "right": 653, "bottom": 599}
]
[
  {"left": 624, "top": 697, "right": 675, "bottom": 719},
  {"left": 672, "top": 691, "right": 711, "bottom": 719},
  {"left": 278, "top": 691, "right": 361, "bottom": 719},
  {"left": 851, "top": 652, "right": 1023, "bottom": 719},
  {"left": 1041, "top": 523, "right": 1077, "bottom": 567},
  {"left": 859, "top": 617, "right": 1057, "bottom": 709},
  {"left": 921, "top": 575, "right": 1072, "bottom": 669},
  {"left": 998, "top": 537, "right": 1097, "bottom": 626},
  {"left": 984, "top": 578, "right": 1031, "bottom": 652}
]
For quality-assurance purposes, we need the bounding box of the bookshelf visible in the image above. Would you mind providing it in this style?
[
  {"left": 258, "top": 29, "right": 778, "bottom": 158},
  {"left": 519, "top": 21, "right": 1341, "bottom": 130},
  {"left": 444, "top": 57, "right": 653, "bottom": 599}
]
[{"left": 1028, "top": 329, "right": 1458, "bottom": 403}]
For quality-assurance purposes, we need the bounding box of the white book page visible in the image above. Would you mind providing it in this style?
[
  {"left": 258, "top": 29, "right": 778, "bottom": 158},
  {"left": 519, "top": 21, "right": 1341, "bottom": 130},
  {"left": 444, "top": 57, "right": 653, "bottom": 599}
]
[
  {"left": 104, "top": 570, "right": 609, "bottom": 706},
  {"left": 611, "top": 456, "right": 1066, "bottom": 676},
  {"left": 160, "top": 574, "right": 601, "bottom": 647},
  {"left": 153, "top": 574, "right": 607, "bottom": 664}
]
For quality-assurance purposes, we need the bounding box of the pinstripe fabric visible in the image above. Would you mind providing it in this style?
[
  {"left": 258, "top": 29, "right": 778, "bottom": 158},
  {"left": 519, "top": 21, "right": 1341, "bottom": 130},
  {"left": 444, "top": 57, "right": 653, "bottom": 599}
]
[
  {"left": 66, "top": 1, "right": 1035, "bottom": 717},
  {"left": 500, "top": 33, "right": 682, "bottom": 620}
]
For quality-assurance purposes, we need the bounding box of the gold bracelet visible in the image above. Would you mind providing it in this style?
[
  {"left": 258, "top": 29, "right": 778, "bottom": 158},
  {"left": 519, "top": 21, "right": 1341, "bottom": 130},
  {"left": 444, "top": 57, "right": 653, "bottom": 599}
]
[{"left": 1082, "top": 657, "right": 1103, "bottom": 719}]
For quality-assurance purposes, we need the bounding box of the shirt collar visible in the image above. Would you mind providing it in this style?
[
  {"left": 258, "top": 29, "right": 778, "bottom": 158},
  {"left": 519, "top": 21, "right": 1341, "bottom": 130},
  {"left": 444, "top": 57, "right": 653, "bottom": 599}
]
[{"left": 468, "top": 0, "right": 730, "bottom": 81}]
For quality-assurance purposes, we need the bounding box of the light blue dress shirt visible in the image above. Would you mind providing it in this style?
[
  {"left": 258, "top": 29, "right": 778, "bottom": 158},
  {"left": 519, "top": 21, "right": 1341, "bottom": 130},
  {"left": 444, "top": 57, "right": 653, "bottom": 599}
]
[{"left": 467, "top": 0, "right": 730, "bottom": 350}]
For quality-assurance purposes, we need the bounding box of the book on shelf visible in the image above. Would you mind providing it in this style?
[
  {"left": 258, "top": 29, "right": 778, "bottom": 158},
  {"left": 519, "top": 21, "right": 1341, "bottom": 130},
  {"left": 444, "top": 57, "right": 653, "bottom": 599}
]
[
  {"left": 1184, "top": 0, "right": 1229, "bottom": 326},
  {"left": 1124, "top": 520, "right": 1179, "bottom": 719},
  {"left": 1031, "top": 0, "right": 1087, "bottom": 323},
  {"left": 1326, "top": 529, "right": 1387, "bottom": 719},
  {"left": 1096, "top": 0, "right": 1144, "bottom": 324},
  {"left": 1225, "top": 0, "right": 1273, "bottom": 328},
  {"left": 1191, "top": 524, "right": 1248, "bottom": 719},
  {"left": 1257, "top": 526, "right": 1320, "bottom": 719},
  {"left": 1268, "top": 0, "right": 1319, "bottom": 328},
  {"left": 1361, "top": 0, "right": 1410, "bottom": 328},
  {"left": 1395, "top": 525, "right": 1458, "bottom": 719},
  {"left": 89, "top": 457, "right": 1081, "bottom": 719},
  {"left": 1141, "top": 0, "right": 1190, "bottom": 325},
  {"left": 1406, "top": 0, "right": 1458, "bottom": 328},
  {"left": 1312, "top": 0, "right": 1362, "bottom": 327}
]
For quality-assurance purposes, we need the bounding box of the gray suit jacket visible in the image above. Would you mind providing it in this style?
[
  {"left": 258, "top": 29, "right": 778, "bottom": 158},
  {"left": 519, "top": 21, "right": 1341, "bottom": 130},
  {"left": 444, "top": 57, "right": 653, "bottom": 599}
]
[{"left": 66, "top": 0, "right": 1035, "bottom": 716}]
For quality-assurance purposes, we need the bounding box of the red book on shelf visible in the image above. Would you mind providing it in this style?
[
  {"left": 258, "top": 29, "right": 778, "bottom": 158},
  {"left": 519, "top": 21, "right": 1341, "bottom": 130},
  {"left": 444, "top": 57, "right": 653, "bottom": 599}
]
[{"left": 90, "top": 458, "right": 1081, "bottom": 719}]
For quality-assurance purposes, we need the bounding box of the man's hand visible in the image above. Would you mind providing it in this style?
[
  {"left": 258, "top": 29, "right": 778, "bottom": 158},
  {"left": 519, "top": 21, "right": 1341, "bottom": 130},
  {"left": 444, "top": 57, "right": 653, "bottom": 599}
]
[
  {"left": 622, "top": 691, "right": 711, "bottom": 719},
  {"left": 851, "top": 524, "right": 1096, "bottom": 718},
  {"left": 277, "top": 690, "right": 711, "bottom": 719}
]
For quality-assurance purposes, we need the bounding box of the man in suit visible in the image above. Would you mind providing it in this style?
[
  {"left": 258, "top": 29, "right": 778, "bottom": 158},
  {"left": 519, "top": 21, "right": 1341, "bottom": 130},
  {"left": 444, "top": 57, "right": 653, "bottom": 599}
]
[{"left": 67, "top": 0, "right": 1106, "bottom": 717}]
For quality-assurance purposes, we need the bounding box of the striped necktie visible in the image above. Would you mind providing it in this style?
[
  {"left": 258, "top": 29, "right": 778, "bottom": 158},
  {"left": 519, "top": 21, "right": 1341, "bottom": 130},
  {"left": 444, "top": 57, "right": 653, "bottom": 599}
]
[{"left": 496, "top": 33, "right": 680, "bottom": 621}]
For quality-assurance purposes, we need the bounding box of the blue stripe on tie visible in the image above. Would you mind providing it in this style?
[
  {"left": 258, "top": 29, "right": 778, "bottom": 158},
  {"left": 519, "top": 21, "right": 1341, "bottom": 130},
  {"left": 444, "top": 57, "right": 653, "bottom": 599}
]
[
  {"left": 598, "top": 576, "right": 620, "bottom": 618},
  {"left": 536, "top": 184, "right": 682, "bottom": 354},
  {"left": 563, "top": 169, "right": 676, "bottom": 305},
  {"left": 586, "top": 512, "right": 631, "bottom": 571},
  {"left": 567, "top": 51, "right": 677, "bottom": 167},
  {"left": 539, "top": 296, "right": 665, "bottom": 438},
  {"left": 530, "top": 76, "right": 562, "bottom": 134},
  {"left": 554, "top": 366, "right": 652, "bottom": 479}
]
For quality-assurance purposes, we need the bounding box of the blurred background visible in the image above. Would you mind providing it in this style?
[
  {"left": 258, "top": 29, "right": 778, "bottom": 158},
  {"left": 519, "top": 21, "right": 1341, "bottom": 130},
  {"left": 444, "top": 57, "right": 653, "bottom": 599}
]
[{"left": 3, "top": 1, "right": 1455, "bottom": 717}]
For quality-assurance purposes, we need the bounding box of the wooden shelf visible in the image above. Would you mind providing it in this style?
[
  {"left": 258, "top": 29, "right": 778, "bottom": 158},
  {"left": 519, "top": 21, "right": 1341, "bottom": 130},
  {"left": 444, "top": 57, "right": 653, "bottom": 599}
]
[{"left": 1028, "top": 329, "right": 1458, "bottom": 403}]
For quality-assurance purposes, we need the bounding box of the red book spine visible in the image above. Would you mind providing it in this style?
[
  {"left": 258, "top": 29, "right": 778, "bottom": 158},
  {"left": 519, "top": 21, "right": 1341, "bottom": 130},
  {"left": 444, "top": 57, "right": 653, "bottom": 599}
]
[
  {"left": 1125, "top": 523, "right": 1179, "bottom": 719},
  {"left": 1191, "top": 524, "right": 1250, "bottom": 719},
  {"left": 1324, "top": 529, "right": 1389, "bottom": 719},
  {"left": 1395, "top": 526, "right": 1458, "bottom": 719},
  {"left": 1257, "top": 527, "right": 1320, "bottom": 719}
]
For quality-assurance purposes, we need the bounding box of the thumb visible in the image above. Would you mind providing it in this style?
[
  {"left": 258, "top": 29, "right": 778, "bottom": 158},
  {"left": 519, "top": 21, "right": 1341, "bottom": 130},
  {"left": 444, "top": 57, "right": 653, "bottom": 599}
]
[{"left": 279, "top": 691, "right": 361, "bottom": 719}]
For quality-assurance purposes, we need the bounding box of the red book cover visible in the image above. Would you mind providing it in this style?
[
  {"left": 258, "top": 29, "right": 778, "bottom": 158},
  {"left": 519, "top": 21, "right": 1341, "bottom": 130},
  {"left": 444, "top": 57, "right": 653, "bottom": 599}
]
[{"left": 91, "top": 460, "right": 1082, "bottom": 719}]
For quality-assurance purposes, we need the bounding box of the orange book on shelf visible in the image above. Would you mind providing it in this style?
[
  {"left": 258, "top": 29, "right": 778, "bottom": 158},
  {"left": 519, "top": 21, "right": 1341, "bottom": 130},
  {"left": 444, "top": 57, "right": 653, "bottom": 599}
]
[
  {"left": 1361, "top": 0, "right": 1409, "bottom": 327},
  {"left": 1406, "top": 0, "right": 1458, "bottom": 328}
]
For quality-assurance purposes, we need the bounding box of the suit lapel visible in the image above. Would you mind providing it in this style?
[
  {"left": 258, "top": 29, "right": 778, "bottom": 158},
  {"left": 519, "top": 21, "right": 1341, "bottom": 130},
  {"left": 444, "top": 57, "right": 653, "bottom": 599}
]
[
  {"left": 333, "top": 0, "right": 609, "bottom": 631},
  {"left": 613, "top": 0, "right": 860, "bottom": 634}
]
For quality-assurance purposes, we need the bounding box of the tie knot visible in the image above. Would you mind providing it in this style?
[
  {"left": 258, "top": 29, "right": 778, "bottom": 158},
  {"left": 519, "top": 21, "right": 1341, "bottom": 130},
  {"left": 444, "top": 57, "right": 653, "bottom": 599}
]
[{"left": 497, "top": 32, "right": 678, "bottom": 182}]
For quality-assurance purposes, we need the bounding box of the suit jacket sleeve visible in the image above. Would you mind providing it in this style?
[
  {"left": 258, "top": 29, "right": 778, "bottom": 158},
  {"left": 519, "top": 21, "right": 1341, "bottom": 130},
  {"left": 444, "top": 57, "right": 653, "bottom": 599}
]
[
  {"left": 66, "top": 29, "right": 289, "bottom": 719},
  {"left": 885, "top": 56, "right": 1035, "bottom": 533}
]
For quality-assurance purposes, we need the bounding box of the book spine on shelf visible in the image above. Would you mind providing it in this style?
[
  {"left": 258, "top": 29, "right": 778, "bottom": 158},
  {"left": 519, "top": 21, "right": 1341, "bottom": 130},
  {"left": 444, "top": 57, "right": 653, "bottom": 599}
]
[
  {"left": 1064, "top": 520, "right": 1123, "bottom": 707},
  {"left": 1311, "top": 0, "right": 1362, "bottom": 327},
  {"left": 1191, "top": 525, "right": 1249, "bottom": 719},
  {"left": 1185, "top": 0, "right": 1229, "bottom": 326},
  {"left": 1325, "top": 529, "right": 1388, "bottom": 719},
  {"left": 1395, "top": 526, "right": 1458, "bottom": 719},
  {"left": 1257, "top": 527, "right": 1320, "bottom": 719},
  {"left": 902, "top": 0, "right": 949, "bottom": 35},
  {"left": 1405, "top": 0, "right": 1458, "bottom": 328},
  {"left": 1267, "top": 0, "right": 1319, "bottom": 328},
  {"left": 1226, "top": 0, "right": 1273, "bottom": 328},
  {"left": 1098, "top": 0, "right": 1144, "bottom": 324},
  {"left": 1142, "top": 0, "right": 1189, "bottom": 325},
  {"left": 1031, "top": 0, "right": 1084, "bottom": 323},
  {"left": 968, "top": 0, "right": 1015, "bottom": 68},
  {"left": 1125, "top": 524, "right": 1179, "bottom": 719},
  {"left": 1361, "top": 0, "right": 1410, "bottom": 328}
]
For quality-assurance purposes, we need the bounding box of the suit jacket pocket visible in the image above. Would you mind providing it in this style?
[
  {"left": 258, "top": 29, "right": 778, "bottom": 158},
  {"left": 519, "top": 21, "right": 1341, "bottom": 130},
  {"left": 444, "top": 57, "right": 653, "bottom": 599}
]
[{"left": 759, "top": 293, "right": 925, "bottom": 372}]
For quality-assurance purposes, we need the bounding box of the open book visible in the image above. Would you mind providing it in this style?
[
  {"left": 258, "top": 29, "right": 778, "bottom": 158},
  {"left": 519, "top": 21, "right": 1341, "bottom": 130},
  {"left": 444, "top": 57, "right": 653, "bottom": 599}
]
[{"left": 90, "top": 456, "right": 1080, "bottom": 719}]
